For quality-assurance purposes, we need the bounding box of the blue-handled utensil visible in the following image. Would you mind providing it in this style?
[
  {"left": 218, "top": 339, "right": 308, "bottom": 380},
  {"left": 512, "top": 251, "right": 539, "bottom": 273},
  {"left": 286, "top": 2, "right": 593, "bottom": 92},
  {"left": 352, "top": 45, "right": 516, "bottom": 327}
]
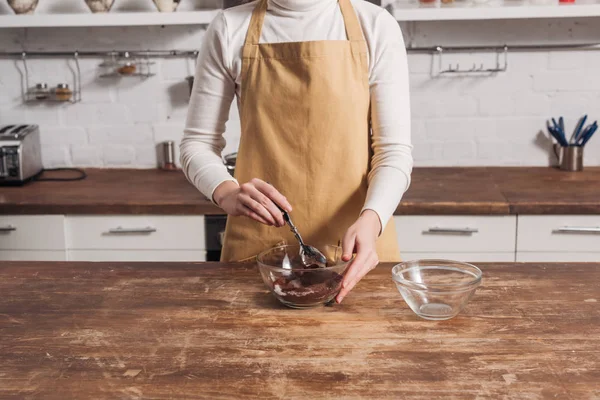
[
  {"left": 547, "top": 120, "right": 568, "bottom": 146},
  {"left": 580, "top": 122, "right": 597, "bottom": 146},
  {"left": 559, "top": 116, "right": 565, "bottom": 137},
  {"left": 571, "top": 115, "right": 587, "bottom": 144},
  {"left": 551, "top": 117, "right": 568, "bottom": 146}
]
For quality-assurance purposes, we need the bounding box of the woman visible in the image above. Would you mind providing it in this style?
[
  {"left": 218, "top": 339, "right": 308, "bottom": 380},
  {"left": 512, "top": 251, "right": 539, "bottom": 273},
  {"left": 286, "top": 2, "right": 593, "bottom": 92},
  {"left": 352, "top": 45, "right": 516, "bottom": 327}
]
[{"left": 181, "top": 0, "right": 412, "bottom": 303}]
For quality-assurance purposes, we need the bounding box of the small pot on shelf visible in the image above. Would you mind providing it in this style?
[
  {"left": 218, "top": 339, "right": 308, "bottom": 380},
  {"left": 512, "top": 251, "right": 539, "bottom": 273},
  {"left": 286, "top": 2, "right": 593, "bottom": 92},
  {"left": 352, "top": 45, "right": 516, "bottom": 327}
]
[
  {"left": 84, "top": 0, "right": 115, "bottom": 13},
  {"left": 152, "top": 0, "right": 181, "bottom": 12},
  {"left": 7, "top": 0, "right": 39, "bottom": 14}
]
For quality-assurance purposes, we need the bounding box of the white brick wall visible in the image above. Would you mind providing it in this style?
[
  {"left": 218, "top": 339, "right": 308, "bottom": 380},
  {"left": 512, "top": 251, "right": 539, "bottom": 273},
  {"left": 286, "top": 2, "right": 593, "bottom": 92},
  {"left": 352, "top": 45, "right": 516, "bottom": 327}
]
[{"left": 0, "top": 9, "right": 599, "bottom": 168}]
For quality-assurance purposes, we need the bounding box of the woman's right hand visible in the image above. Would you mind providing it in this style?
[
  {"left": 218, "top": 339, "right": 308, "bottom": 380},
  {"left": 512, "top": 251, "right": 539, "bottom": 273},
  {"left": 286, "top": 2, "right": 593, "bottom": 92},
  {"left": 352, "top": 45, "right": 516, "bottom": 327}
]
[{"left": 213, "top": 179, "right": 292, "bottom": 227}]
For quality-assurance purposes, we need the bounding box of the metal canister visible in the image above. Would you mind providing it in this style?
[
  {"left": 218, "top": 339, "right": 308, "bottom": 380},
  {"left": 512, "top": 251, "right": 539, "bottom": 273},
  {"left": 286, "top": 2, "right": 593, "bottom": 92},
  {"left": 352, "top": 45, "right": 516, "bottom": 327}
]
[{"left": 160, "top": 141, "right": 177, "bottom": 170}]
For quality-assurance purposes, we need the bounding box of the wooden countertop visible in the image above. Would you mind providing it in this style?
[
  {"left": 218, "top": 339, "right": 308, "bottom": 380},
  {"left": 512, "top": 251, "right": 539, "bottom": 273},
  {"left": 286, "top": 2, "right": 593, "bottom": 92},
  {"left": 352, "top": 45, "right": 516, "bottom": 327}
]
[
  {"left": 0, "top": 261, "right": 598, "bottom": 399},
  {"left": 1, "top": 167, "right": 599, "bottom": 215}
]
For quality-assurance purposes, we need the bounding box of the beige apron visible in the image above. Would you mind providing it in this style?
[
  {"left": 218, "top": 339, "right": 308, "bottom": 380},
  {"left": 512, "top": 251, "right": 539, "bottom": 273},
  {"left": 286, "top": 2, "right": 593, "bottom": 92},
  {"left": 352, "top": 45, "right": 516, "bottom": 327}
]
[{"left": 221, "top": 0, "right": 400, "bottom": 262}]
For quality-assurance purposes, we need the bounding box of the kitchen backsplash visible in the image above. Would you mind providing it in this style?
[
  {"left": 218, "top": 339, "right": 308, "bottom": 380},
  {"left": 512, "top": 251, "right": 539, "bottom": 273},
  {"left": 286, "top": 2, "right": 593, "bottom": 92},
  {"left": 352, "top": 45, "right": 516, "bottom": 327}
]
[{"left": 0, "top": 3, "right": 599, "bottom": 168}]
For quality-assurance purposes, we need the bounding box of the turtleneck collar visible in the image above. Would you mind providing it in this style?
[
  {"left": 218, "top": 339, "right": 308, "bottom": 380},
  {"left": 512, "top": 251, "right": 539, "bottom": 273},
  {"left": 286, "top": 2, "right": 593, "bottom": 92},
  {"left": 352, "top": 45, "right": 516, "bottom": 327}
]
[{"left": 270, "top": 0, "right": 337, "bottom": 12}]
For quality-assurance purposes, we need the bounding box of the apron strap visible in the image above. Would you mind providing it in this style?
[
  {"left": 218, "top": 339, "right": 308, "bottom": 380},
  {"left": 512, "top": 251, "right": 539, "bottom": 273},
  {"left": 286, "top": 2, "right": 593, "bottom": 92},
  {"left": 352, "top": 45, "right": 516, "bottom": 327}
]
[
  {"left": 339, "top": 0, "right": 365, "bottom": 44},
  {"left": 243, "top": 0, "right": 268, "bottom": 47},
  {"left": 243, "top": 0, "right": 367, "bottom": 51}
]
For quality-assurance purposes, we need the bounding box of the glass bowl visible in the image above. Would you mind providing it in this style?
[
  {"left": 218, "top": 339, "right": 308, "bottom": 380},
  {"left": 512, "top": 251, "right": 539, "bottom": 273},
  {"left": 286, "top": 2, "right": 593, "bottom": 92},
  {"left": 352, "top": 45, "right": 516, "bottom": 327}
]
[
  {"left": 257, "top": 244, "right": 351, "bottom": 309},
  {"left": 392, "top": 259, "right": 482, "bottom": 320}
]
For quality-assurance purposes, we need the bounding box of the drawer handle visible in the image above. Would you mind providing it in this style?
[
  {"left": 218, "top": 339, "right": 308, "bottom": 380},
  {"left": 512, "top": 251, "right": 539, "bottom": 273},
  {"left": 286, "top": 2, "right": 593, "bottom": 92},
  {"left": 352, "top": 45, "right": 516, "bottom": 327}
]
[
  {"left": 0, "top": 225, "right": 17, "bottom": 232},
  {"left": 424, "top": 227, "right": 479, "bottom": 235},
  {"left": 553, "top": 226, "right": 600, "bottom": 234},
  {"left": 107, "top": 226, "right": 157, "bottom": 234}
]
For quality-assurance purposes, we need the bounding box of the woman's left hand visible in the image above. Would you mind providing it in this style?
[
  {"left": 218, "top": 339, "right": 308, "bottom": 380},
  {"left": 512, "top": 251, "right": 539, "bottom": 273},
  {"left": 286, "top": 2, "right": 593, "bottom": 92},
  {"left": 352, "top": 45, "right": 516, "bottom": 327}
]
[{"left": 336, "top": 210, "right": 382, "bottom": 303}]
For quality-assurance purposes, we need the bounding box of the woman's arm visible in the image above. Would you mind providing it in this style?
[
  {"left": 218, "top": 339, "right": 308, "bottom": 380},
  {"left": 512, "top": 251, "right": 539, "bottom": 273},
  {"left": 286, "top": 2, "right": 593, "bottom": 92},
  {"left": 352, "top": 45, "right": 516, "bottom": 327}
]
[
  {"left": 180, "top": 12, "right": 238, "bottom": 203},
  {"left": 181, "top": 12, "right": 291, "bottom": 226},
  {"left": 362, "top": 10, "right": 413, "bottom": 231},
  {"left": 337, "top": 10, "right": 413, "bottom": 303}
]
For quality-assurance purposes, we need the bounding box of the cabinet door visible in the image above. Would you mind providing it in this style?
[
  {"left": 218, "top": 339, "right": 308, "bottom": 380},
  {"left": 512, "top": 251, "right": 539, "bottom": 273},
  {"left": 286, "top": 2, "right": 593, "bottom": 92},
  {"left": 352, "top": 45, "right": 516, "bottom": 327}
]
[
  {"left": 0, "top": 250, "right": 66, "bottom": 261},
  {"left": 517, "top": 215, "right": 600, "bottom": 252},
  {"left": 68, "top": 250, "right": 206, "bottom": 262},
  {"left": 401, "top": 252, "right": 515, "bottom": 263},
  {"left": 395, "top": 216, "right": 517, "bottom": 253},
  {"left": 0, "top": 215, "right": 65, "bottom": 250},
  {"left": 66, "top": 216, "right": 205, "bottom": 250}
]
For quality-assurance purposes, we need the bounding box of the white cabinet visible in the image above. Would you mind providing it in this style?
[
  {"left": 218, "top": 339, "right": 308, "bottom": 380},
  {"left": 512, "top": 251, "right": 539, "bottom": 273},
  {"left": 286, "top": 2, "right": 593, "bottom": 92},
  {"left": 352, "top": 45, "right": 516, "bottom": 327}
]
[
  {"left": 0, "top": 215, "right": 67, "bottom": 261},
  {"left": 66, "top": 215, "right": 205, "bottom": 250},
  {"left": 394, "top": 215, "right": 517, "bottom": 262},
  {"left": 0, "top": 215, "right": 65, "bottom": 250},
  {"left": 517, "top": 215, "right": 600, "bottom": 262},
  {"left": 64, "top": 215, "right": 205, "bottom": 261}
]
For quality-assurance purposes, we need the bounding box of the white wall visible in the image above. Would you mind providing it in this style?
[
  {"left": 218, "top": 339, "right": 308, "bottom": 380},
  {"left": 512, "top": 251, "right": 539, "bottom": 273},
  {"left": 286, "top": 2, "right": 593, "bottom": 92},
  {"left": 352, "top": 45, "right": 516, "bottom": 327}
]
[{"left": 0, "top": 2, "right": 599, "bottom": 168}]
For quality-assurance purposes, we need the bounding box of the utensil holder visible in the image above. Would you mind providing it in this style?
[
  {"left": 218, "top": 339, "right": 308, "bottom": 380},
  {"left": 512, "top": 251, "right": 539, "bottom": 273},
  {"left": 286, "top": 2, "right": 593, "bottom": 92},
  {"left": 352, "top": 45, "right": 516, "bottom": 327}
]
[{"left": 554, "top": 144, "right": 583, "bottom": 172}]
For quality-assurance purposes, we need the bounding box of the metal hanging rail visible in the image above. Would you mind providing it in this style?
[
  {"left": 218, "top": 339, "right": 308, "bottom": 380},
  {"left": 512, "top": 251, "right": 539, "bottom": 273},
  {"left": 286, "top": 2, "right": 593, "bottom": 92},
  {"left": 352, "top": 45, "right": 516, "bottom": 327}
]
[
  {"left": 0, "top": 50, "right": 198, "bottom": 58},
  {"left": 405, "top": 42, "right": 600, "bottom": 53},
  {"left": 0, "top": 42, "right": 598, "bottom": 58}
]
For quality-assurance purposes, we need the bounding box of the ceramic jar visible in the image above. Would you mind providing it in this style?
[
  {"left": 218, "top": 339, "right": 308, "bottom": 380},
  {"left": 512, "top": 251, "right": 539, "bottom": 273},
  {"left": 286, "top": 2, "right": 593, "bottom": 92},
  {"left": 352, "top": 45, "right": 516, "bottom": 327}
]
[
  {"left": 152, "top": 0, "right": 181, "bottom": 12},
  {"left": 84, "top": 0, "right": 115, "bottom": 13},
  {"left": 7, "top": 0, "right": 39, "bottom": 14}
]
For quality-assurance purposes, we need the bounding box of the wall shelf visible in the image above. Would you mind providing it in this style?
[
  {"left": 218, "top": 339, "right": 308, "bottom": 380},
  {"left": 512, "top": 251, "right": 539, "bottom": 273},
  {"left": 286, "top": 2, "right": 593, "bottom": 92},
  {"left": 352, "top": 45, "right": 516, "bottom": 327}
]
[
  {"left": 0, "top": 10, "right": 219, "bottom": 28},
  {"left": 0, "top": 3, "right": 599, "bottom": 28},
  {"left": 393, "top": 2, "right": 600, "bottom": 21}
]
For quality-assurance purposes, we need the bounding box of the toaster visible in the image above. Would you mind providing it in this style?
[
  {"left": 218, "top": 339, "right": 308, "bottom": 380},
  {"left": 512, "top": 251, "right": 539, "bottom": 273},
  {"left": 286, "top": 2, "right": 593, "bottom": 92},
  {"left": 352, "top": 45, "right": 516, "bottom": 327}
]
[{"left": 0, "top": 124, "right": 43, "bottom": 185}]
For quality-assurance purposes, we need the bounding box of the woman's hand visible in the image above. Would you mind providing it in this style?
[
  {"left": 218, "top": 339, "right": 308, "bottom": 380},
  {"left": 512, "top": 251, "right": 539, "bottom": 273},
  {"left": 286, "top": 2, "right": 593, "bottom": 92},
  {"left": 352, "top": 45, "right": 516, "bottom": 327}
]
[
  {"left": 213, "top": 179, "right": 292, "bottom": 227},
  {"left": 336, "top": 210, "right": 382, "bottom": 303}
]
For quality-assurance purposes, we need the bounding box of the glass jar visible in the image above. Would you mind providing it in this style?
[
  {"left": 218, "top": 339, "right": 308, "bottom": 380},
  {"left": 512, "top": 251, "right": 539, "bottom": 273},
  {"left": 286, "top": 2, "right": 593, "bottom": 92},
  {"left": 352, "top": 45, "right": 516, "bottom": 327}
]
[
  {"left": 117, "top": 62, "right": 137, "bottom": 75},
  {"left": 53, "top": 83, "right": 73, "bottom": 102},
  {"left": 34, "top": 83, "right": 49, "bottom": 100}
]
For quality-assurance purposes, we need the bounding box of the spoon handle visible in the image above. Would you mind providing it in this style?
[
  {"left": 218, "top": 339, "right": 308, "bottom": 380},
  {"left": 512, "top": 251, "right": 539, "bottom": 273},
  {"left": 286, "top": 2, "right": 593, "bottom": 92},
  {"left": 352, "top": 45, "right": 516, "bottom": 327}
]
[{"left": 273, "top": 203, "right": 307, "bottom": 248}]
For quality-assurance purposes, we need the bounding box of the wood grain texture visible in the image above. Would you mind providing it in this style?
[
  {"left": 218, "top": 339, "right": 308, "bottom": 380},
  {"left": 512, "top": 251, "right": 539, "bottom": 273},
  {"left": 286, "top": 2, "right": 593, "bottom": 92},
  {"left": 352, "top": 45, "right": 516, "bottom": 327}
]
[
  {"left": 1, "top": 167, "right": 599, "bottom": 215},
  {"left": 0, "top": 261, "right": 599, "bottom": 399},
  {"left": 490, "top": 167, "right": 600, "bottom": 214}
]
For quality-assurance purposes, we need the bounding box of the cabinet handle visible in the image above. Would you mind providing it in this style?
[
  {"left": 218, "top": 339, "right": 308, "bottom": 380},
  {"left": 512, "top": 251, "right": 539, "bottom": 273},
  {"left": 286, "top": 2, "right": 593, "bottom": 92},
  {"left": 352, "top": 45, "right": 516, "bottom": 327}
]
[
  {"left": 107, "top": 226, "right": 157, "bottom": 234},
  {"left": 218, "top": 231, "right": 225, "bottom": 246},
  {"left": 0, "top": 225, "right": 16, "bottom": 232},
  {"left": 424, "top": 227, "right": 479, "bottom": 235},
  {"left": 553, "top": 226, "right": 600, "bottom": 234}
]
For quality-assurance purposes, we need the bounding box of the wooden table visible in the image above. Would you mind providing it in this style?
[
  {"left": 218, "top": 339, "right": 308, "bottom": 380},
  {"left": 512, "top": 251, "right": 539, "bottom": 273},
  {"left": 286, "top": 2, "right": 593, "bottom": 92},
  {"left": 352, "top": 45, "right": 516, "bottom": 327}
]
[{"left": 1, "top": 262, "right": 599, "bottom": 399}]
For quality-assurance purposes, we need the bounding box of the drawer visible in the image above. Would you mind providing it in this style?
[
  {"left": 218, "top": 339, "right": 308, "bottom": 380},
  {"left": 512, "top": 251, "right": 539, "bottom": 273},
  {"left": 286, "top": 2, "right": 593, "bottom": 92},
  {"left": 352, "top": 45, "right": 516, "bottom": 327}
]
[
  {"left": 66, "top": 216, "right": 205, "bottom": 250},
  {"left": 394, "top": 216, "right": 517, "bottom": 253},
  {"left": 0, "top": 250, "right": 66, "bottom": 261},
  {"left": 68, "top": 250, "right": 206, "bottom": 262},
  {"left": 401, "top": 252, "right": 515, "bottom": 263},
  {"left": 0, "top": 215, "right": 65, "bottom": 250},
  {"left": 517, "top": 252, "right": 600, "bottom": 262},
  {"left": 517, "top": 215, "right": 600, "bottom": 252}
]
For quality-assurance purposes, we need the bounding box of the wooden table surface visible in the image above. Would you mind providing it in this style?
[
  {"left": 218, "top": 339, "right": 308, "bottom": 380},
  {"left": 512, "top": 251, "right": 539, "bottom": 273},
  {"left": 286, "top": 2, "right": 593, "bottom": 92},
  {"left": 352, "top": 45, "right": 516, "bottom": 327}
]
[
  {"left": 1, "top": 167, "right": 600, "bottom": 215},
  {"left": 1, "top": 261, "right": 599, "bottom": 399}
]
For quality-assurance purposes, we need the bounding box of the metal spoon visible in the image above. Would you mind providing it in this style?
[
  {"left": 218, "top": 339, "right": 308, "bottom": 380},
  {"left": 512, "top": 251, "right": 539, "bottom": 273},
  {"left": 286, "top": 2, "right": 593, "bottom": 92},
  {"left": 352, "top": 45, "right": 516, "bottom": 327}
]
[{"left": 274, "top": 204, "right": 327, "bottom": 268}]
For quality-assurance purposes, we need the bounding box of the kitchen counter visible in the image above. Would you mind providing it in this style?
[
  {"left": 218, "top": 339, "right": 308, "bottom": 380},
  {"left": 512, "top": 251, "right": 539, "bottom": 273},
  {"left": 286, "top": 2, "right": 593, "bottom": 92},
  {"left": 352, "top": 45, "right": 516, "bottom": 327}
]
[
  {"left": 1, "top": 167, "right": 600, "bottom": 215},
  {"left": 0, "top": 261, "right": 598, "bottom": 398}
]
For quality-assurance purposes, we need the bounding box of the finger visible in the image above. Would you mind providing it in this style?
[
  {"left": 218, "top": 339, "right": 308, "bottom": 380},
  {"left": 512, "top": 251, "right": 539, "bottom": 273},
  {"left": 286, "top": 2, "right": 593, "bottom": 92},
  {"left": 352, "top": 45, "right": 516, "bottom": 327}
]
[
  {"left": 239, "top": 204, "right": 270, "bottom": 225},
  {"left": 246, "top": 185, "right": 285, "bottom": 227},
  {"left": 341, "top": 249, "right": 370, "bottom": 290},
  {"left": 254, "top": 179, "right": 293, "bottom": 212},
  {"left": 341, "top": 230, "right": 356, "bottom": 262},
  {"left": 337, "top": 254, "right": 377, "bottom": 303},
  {"left": 240, "top": 195, "right": 276, "bottom": 225}
]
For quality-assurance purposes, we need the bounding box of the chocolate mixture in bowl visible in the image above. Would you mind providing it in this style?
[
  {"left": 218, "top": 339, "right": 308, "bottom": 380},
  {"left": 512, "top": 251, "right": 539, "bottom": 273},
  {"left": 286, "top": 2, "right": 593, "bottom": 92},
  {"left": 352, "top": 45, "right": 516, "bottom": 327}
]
[{"left": 272, "top": 264, "right": 344, "bottom": 305}]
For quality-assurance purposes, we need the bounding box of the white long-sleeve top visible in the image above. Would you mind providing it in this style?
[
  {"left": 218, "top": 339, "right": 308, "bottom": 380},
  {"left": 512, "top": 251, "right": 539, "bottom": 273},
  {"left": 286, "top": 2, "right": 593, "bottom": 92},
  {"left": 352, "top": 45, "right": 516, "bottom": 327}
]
[{"left": 181, "top": 0, "right": 413, "bottom": 229}]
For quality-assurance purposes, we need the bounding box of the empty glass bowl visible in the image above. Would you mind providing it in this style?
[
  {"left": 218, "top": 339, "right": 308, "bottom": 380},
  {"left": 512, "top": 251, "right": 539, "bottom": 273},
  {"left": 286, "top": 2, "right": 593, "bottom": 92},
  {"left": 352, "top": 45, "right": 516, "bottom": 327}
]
[
  {"left": 392, "top": 260, "right": 482, "bottom": 320},
  {"left": 257, "top": 244, "right": 351, "bottom": 309}
]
